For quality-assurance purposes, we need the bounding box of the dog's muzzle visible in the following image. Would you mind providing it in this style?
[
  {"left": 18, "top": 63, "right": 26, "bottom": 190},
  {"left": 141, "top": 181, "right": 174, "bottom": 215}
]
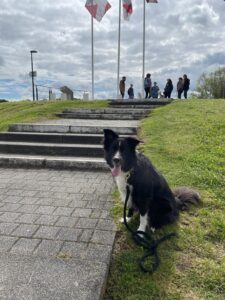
[{"left": 111, "top": 157, "right": 122, "bottom": 177}]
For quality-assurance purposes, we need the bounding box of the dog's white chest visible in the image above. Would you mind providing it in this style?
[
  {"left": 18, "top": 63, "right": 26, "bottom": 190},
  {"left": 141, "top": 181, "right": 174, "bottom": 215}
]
[{"left": 114, "top": 173, "right": 127, "bottom": 202}]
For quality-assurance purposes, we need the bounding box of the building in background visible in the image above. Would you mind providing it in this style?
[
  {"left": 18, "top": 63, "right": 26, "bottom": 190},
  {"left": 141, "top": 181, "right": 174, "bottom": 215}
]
[{"left": 60, "top": 86, "right": 74, "bottom": 100}]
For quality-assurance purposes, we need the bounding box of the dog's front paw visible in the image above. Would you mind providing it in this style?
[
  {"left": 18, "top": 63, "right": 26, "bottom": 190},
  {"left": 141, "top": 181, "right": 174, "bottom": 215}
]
[
  {"left": 120, "top": 217, "right": 131, "bottom": 224},
  {"left": 136, "top": 230, "right": 145, "bottom": 239},
  {"left": 136, "top": 225, "right": 146, "bottom": 238}
]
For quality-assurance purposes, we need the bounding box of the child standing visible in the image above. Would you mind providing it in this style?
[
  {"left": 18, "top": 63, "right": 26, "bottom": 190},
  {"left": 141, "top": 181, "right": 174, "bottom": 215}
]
[
  {"left": 127, "top": 84, "right": 134, "bottom": 99},
  {"left": 151, "top": 82, "right": 159, "bottom": 98}
]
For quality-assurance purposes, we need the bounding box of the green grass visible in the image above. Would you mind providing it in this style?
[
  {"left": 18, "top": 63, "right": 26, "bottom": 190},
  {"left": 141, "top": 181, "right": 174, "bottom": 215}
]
[
  {"left": 0, "top": 99, "right": 109, "bottom": 132},
  {"left": 105, "top": 99, "right": 225, "bottom": 300}
]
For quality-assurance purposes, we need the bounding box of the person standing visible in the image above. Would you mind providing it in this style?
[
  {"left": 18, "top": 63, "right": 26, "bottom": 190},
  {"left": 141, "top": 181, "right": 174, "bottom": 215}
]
[
  {"left": 177, "top": 77, "right": 183, "bottom": 99},
  {"left": 127, "top": 84, "right": 134, "bottom": 99},
  {"left": 183, "top": 74, "right": 190, "bottom": 99},
  {"left": 119, "top": 76, "right": 126, "bottom": 99},
  {"left": 151, "top": 82, "right": 159, "bottom": 98},
  {"left": 144, "top": 73, "right": 152, "bottom": 99},
  {"left": 163, "top": 79, "right": 173, "bottom": 98}
]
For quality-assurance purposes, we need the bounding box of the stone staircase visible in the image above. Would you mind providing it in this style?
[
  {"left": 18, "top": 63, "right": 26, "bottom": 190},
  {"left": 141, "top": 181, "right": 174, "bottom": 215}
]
[
  {"left": 56, "top": 108, "right": 150, "bottom": 120},
  {"left": 0, "top": 100, "right": 171, "bottom": 171},
  {"left": 109, "top": 99, "right": 171, "bottom": 109}
]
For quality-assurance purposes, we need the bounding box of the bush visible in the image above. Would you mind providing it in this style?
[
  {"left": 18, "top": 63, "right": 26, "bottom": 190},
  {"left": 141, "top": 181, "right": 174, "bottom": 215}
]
[{"left": 196, "top": 67, "right": 225, "bottom": 99}]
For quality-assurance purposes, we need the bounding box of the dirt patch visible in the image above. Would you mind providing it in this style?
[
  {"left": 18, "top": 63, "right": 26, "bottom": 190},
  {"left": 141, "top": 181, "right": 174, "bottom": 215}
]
[
  {"left": 182, "top": 291, "right": 204, "bottom": 300},
  {"left": 176, "top": 252, "right": 196, "bottom": 272}
]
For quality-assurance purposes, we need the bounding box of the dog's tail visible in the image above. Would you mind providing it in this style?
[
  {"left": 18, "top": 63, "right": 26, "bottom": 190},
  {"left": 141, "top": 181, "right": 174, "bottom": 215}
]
[{"left": 173, "top": 187, "right": 201, "bottom": 211}]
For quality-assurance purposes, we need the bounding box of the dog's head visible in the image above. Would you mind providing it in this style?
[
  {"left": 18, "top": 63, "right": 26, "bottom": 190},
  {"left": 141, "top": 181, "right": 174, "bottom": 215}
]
[{"left": 103, "top": 129, "right": 141, "bottom": 176}]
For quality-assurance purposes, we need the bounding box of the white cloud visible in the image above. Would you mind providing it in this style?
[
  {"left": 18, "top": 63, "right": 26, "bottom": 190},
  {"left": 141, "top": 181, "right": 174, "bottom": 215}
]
[{"left": 0, "top": 0, "right": 225, "bottom": 100}]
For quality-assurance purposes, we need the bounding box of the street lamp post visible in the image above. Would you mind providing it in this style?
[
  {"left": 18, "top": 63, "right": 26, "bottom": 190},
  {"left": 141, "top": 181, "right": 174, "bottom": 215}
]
[
  {"left": 36, "top": 85, "right": 39, "bottom": 101},
  {"left": 30, "top": 50, "right": 38, "bottom": 101}
]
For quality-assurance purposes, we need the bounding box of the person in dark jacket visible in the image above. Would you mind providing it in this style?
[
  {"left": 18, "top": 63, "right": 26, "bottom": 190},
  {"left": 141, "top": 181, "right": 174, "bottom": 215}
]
[
  {"left": 164, "top": 79, "right": 173, "bottom": 98},
  {"left": 144, "top": 73, "right": 152, "bottom": 99},
  {"left": 127, "top": 84, "right": 134, "bottom": 99},
  {"left": 177, "top": 77, "right": 183, "bottom": 99},
  {"left": 183, "top": 74, "right": 190, "bottom": 99},
  {"left": 119, "top": 76, "right": 126, "bottom": 99}
]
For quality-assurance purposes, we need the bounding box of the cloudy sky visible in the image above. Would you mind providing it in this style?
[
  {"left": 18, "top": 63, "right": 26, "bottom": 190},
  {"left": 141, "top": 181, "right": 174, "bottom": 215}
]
[{"left": 0, "top": 0, "right": 225, "bottom": 100}]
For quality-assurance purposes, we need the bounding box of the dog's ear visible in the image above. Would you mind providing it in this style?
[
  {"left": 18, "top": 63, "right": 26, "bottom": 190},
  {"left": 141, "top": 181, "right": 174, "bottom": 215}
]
[
  {"left": 103, "top": 129, "right": 119, "bottom": 149},
  {"left": 126, "top": 137, "right": 142, "bottom": 149}
]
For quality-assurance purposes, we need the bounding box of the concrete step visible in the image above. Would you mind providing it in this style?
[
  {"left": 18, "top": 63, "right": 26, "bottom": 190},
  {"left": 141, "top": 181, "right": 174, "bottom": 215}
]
[
  {"left": 0, "top": 141, "right": 103, "bottom": 157},
  {"left": 9, "top": 123, "right": 137, "bottom": 135},
  {"left": 0, "top": 132, "right": 104, "bottom": 144},
  {"left": 56, "top": 113, "right": 146, "bottom": 120},
  {"left": 109, "top": 100, "right": 172, "bottom": 106},
  {"left": 63, "top": 108, "right": 150, "bottom": 114},
  {"left": 0, "top": 154, "right": 108, "bottom": 171},
  {"left": 107, "top": 105, "right": 159, "bottom": 109}
]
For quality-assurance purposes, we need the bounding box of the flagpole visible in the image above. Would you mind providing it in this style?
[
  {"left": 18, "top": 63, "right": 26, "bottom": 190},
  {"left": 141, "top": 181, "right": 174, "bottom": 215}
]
[
  {"left": 91, "top": 15, "right": 94, "bottom": 100},
  {"left": 117, "top": 0, "right": 121, "bottom": 99},
  {"left": 142, "top": 0, "right": 146, "bottom": 99}
]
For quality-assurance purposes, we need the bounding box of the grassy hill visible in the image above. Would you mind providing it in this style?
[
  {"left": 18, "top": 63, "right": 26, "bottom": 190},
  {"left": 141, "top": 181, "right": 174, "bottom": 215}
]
[
  {"left": 105, "top": 99, "right": 225, "bottom": 300},
  {"left": 0, "top": 100, "right": 109, "bottom": 132}
]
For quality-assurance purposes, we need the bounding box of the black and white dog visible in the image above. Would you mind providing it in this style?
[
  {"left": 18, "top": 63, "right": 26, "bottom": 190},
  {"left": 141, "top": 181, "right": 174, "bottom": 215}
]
[{"left": 103, "top": 129, "right": 200, "bottom": 233}]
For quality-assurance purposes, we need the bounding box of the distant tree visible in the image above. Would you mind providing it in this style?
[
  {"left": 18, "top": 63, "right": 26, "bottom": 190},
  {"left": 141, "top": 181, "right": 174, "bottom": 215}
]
[{"left": 196, "top": 67, "right": 225, "bottom": 99}]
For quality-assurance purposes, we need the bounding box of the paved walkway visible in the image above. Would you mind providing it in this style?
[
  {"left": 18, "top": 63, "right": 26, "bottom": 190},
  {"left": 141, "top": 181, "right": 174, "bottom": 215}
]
[{"left": 0, "top": 168, "right": 115, "bottom": 299}]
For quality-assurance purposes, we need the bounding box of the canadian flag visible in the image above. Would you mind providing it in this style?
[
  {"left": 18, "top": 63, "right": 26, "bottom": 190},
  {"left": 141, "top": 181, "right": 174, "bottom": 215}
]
[
  {"left": 146, "top": 0, "right": 158, "bottom": 3},
  {"left": 122, "top": 0, "right": 133, "bottom": 21},
  {"left": 85, "top": 0, "right": 111, "bottom": 22}
]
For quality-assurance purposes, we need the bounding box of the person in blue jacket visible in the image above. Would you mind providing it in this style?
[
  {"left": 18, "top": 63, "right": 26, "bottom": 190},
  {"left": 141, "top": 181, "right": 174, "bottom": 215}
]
[{"left": 151, "top": 82, "right": 159, "bottom": 98}]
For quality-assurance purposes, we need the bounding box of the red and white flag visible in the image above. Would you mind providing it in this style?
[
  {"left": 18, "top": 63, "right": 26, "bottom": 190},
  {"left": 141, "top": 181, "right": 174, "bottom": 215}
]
[
  {"left": 122, "top": 0, "right": 133, "bottom": 21},
  {"left": 85, "top": 0, "right": 111, "bottom": 22},
  {"left": 146, "top": 0, "right": 158, "bottom": 3}
]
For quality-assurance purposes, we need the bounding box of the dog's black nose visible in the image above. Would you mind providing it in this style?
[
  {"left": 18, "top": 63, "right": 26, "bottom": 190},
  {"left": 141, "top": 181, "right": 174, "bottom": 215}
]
[{"left": 113, "top": 157, "right": 121, "bottom": 164}]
